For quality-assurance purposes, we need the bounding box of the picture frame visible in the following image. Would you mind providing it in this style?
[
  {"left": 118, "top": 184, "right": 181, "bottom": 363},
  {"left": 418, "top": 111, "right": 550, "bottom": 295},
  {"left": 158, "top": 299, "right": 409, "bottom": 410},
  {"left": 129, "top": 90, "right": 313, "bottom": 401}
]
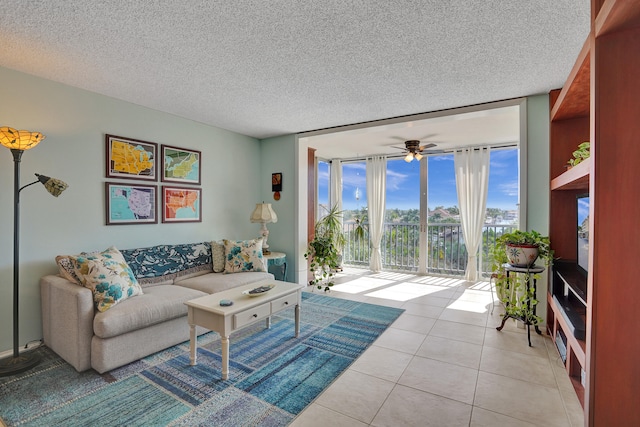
[
  {"left": 161, "top": 145, "right": 201, "bottom": 185},
  {"left": 105, "top": 182, "right": 158, "bottom": 225},
  {"left": 162, "top": 186, "right": 202, "bottom": 223},
  {"left": 106, "top": 134, "right": 157, "bottom": 181},
  {"left": 272, "top": 172, "right": 283, "bottom": 192}
]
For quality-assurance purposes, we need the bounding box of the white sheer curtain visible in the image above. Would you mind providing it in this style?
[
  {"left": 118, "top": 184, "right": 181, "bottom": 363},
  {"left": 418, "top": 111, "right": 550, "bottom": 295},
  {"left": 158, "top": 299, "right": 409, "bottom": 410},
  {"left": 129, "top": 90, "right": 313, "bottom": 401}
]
[
  {"left": 454, "top": 147, "right": 491, "bottom": 281},
  {"left": 366, "top": 156, "right": 387, "bottom": 272},
  {"left": 330, "top": 159, "right": 342, "bottom": 213}
]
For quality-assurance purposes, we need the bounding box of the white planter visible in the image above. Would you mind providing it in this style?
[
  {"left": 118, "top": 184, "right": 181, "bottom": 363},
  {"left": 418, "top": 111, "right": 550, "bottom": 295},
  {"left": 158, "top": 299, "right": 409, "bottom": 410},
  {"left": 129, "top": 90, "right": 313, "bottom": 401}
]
[{"left": 505, "top": 243, "right": 539, "bottom": 267}]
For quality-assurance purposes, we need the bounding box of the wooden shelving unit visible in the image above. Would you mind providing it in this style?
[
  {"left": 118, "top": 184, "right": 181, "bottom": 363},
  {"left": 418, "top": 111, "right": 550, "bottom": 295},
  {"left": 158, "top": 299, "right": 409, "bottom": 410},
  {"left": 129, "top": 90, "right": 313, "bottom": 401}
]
[
  {"left": 548, "top": 0, "right": 640, "bottom": 425},
  {"left": 550, "top": 158, "right": 591, "bottom": 191}
]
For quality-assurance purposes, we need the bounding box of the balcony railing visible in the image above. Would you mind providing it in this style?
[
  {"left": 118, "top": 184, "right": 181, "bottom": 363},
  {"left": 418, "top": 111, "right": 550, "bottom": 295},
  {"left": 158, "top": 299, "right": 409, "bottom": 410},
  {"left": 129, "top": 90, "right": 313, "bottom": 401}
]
[{"left": 342, "top": 222, "right": 516, "bottom": 277}]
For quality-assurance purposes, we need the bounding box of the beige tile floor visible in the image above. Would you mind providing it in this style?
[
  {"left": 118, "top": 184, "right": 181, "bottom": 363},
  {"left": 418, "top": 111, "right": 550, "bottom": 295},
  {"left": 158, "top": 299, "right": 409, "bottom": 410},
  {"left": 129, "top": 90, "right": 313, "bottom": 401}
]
[{"left": 290, "top": 267, "right": 584, "bottom": 427}]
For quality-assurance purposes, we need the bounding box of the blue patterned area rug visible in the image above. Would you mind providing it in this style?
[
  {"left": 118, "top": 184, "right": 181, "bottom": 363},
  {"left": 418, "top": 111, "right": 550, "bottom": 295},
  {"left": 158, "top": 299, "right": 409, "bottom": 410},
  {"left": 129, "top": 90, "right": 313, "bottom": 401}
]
[{"left": 0, "top": 293, "right": 403, "bottom": 426}]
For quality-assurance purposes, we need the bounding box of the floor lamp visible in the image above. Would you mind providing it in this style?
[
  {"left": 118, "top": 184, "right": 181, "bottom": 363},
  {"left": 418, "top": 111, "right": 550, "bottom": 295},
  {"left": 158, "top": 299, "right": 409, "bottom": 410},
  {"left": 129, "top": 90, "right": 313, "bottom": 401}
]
[{"left": 0, "top": 127, "right": 68, "bottom": 377}]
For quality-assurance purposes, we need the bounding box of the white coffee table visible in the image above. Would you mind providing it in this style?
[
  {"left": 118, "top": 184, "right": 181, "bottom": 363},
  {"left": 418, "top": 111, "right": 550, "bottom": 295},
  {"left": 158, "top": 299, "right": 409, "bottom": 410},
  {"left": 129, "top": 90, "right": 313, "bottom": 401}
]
[{"left": 184, "top": 280, "right": 303, "bottom": 380}]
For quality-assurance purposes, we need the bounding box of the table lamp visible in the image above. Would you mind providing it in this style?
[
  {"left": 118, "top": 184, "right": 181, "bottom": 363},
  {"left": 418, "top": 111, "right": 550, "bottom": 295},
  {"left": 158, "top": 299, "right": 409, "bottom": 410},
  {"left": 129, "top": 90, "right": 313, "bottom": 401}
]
[{"left": 250, "top": 202, "right": 278, "bottom": 254}]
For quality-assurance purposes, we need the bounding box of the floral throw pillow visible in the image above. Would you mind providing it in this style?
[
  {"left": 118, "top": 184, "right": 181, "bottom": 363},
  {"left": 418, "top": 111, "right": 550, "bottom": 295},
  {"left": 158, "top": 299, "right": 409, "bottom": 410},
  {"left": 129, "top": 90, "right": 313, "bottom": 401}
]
[
  {"left": 223, "top": 238, "right": 266, "bottom": 274},
  {"left": 56, "top": 249, "right": 102, "bottom": 284},
  {"left": 70, "top": 246, "right": 143, "bottom": 312}
]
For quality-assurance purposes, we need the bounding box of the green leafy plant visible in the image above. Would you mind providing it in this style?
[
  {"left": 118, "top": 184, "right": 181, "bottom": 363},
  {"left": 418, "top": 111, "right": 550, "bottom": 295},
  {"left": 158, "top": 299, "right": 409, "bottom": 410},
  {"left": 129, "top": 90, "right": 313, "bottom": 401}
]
[
  {"left": 489, "top": 230, "right": 554, "bottom": 326},
  {"left": 352, "top": 211, "right": 368, "bottom": 242},
  {"left": 496, "top": 229, "right": 553, "bottom": 266},
  {"left": 568, "top": 141, "right": 590, "bottom": 167},
  {"left": 304, "top": 205, "right": 345, "bottom": 292}
]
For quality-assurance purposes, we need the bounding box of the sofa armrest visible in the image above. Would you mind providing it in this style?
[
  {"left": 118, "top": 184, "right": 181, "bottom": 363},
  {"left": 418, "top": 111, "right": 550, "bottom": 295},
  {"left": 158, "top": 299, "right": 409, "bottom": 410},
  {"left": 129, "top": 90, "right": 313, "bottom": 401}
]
[{"left": 40, "top": 275, "right": 95, "bottom": 372}]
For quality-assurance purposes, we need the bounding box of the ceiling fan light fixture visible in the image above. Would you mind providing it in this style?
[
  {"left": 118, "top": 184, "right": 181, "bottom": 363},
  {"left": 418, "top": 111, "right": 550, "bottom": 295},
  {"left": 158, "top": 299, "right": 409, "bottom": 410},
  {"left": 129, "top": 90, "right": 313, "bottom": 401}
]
[
  {"left": 414, "top": 152, "right": 423, "bottom": 161},
  {"left": 404, "top": 153, "right": 414, "bottom": 162}
]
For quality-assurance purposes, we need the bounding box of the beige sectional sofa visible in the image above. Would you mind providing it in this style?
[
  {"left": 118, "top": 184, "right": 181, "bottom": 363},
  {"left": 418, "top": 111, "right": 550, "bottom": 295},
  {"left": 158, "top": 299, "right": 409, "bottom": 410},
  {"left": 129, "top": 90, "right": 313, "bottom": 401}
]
[{"left": 40, "top": 241, "right": 274, "bottom": 373}]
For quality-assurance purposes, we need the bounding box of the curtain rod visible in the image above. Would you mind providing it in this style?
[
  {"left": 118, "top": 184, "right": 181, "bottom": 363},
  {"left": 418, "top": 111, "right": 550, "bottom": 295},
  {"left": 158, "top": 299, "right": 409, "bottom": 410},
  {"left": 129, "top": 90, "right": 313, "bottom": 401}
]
[{"left": 325, "top": 142, "right": 517, "bottom": 163}]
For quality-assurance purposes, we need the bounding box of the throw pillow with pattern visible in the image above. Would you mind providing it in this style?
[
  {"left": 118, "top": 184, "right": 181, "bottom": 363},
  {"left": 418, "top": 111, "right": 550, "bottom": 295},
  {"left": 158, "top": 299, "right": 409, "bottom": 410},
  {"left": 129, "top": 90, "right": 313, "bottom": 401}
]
[
  {"left": 222, "top": 238, "right": 266, "bottom": 274},
  {"left": 70, "top": 246, "right": 143, "bottom": 312}
]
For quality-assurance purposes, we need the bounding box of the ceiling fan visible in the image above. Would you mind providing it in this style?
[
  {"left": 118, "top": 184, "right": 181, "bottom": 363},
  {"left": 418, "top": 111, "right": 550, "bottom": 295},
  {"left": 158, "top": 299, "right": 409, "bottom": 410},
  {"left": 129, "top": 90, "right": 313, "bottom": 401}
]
[{"left": 392, "top": 139, "right": 439, "bottom": 162}]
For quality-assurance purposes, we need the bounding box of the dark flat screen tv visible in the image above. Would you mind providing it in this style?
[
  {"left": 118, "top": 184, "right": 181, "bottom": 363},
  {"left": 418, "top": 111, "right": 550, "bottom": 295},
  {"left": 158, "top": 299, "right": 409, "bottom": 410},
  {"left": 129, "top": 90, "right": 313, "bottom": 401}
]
[{"left": 577, "top": 194, "right": 590, "bottom": 275}]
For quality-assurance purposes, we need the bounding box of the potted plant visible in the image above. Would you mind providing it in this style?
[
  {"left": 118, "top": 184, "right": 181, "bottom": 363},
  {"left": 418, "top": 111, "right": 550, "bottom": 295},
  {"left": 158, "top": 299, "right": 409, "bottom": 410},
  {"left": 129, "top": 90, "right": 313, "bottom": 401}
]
[
  {"left": 499, "top": 229, "right": 552, "bottom": 268},
  {"left": 567, "top": 141, "right": 590, "bottom": 168},
  {"left": 304, "top": 205, "right": 346, "bottom": 292},
  {"left": 489, "top": 229, "right": 553, "bottom": 326}
]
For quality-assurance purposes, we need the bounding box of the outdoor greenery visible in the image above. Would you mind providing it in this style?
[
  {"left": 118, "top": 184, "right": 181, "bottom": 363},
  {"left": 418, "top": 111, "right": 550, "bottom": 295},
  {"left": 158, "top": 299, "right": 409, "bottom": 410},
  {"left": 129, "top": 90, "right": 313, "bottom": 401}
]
[{"left": 340, "top": 208, "right": 516, "bottom": 276}]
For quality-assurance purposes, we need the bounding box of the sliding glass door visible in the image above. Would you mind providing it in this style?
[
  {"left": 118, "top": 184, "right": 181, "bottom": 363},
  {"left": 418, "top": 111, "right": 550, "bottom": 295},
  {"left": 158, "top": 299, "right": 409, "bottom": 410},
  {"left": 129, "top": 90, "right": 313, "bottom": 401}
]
[{"left": 336, "top": 149, "right": 519, "bottom": 277}]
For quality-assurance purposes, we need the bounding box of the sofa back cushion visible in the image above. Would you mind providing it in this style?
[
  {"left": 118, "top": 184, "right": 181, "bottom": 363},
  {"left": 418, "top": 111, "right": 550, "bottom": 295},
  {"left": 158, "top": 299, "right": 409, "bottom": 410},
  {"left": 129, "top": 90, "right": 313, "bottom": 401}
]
[{"left": 120, "top": 242, "right": 212, "bottom": 287}]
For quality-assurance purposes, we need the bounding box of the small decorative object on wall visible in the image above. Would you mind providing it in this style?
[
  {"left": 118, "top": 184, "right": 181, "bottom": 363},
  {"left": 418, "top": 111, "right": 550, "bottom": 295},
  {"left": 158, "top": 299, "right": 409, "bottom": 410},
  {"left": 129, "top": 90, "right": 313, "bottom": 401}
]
[
  {"left": 162, "top": 186, "right": 202, "bottom": 223},
  {"left": 161, "top": 145, "right": 201, "bottom": 185},
  {"left": 106, "top": 134, "right": 157, "bottom": 181},
  {"left": 272, "top": 172, "right": 282, "bottom": 200},
  {"left": 105, "top": 182, "right": 157, "bottom": 225}
]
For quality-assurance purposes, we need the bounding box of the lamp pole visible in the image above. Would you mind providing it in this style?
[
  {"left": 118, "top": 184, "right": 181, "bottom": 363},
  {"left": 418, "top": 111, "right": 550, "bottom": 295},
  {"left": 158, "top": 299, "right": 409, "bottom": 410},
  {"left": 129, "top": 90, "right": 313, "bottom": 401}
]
[
  {"left": 0, "top": 149, "right": 40, "bottom": 376},
  {"left": 11, "top": 149, "right": 23, "bottom": 360}
]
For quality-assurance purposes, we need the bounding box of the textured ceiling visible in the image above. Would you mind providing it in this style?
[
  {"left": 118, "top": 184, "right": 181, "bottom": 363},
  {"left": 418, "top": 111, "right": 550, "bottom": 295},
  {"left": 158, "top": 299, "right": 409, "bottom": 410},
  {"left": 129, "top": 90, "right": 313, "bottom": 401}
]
[{"left": 0, "top": 1, "right": 590, "bottom": 140}]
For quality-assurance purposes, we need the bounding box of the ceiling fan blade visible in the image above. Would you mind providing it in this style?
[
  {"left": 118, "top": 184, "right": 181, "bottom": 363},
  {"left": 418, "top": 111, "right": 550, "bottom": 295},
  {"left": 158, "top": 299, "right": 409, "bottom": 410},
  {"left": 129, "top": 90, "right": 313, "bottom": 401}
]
[
  {"left": 418, "top": 143, "right": 437, "bottom": 151},
  {"left": 418, "top": 133, "right": 438, "bottom": 141},
  {"left": 390, "top": 145, "right": 407, "bottom": 151}
]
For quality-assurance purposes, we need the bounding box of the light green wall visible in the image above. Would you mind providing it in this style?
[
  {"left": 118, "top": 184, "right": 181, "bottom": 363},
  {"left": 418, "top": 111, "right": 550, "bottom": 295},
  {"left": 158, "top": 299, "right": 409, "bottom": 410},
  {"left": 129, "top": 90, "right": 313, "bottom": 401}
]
[
  {"left": 526, "top": 93, "right": 551, "bottom": 324},
  {"left": 0, "top": 67, "right": 263, "bottom": 353},
  {"left": 259, "top": 134, "right": 297, "bottom": 278},
  {"left": 526, "top": 94, "right": 550, "bottom": 234}
]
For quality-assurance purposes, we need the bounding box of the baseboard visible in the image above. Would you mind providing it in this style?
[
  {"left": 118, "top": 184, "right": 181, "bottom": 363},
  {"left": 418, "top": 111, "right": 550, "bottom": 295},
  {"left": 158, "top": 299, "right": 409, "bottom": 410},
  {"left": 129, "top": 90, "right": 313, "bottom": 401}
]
[{"left": 0, "top": 340, "right": 43, "bottom": 359}]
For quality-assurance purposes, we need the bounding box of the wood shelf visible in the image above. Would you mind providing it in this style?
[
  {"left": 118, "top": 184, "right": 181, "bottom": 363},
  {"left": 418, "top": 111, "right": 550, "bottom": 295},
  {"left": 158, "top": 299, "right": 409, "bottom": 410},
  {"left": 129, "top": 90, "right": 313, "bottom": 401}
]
[
  {"left": 550, "top": 157, "right": 591, "bottom": 190},
  {"left": 547, "top": 293, "right": 586, "bottom": 367},
  {"left": 596, "top": 0, "right": 640, "bottom": 36},
  {"left": 550, "top": 38, "right": 590, "bottom": 121}
]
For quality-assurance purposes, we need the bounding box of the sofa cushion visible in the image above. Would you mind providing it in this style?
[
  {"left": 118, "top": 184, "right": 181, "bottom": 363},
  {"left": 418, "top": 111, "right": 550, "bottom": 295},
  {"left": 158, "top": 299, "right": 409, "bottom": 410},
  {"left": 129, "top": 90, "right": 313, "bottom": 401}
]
[
  {"left": 121, "top": 242, "right": 212, "bottom": 286},
  {"left": 70, "top": 246, "right": 143, "bottom": 312},
  {"left": 211, "top": 240, "right": 225, "bottom": 273},
  {"left": 176, "top": 271, "right": 274, "bottom": 294},
  {"left": 93, "top": 284, "right": 206, "bottom": 339},
  {"left": 223, "top": 238, "right": 267, "bottom": 273},
  {"left": 55, "top": 249, "right": 102, "bottom": 284},
  {"left": 55, "top": 255, "right": 82, "bottom": 284}
]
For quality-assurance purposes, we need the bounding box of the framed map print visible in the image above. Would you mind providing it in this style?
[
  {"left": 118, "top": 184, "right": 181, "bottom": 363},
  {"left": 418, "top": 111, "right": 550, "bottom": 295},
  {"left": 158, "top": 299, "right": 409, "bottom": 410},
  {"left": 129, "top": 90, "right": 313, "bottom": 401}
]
[
  {"left": 105, "top": 183, "right": 157, "bottom": 225},
  {"left": 106, "top": 134, "right": 157, "bottom": 181},
  {"left": 161, "top": 145, "right": 201, "bottom": 185},
  {"left": 162, "top": 186, "right": 202, "bottom": 223}
]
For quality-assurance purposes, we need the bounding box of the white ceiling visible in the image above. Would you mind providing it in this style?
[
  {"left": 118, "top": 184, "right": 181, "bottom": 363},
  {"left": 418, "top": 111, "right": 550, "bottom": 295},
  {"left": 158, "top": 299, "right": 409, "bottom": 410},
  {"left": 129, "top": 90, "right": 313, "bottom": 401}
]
[
  {"left": 0, "top": 1, "right": 589, "bottom": 144},
  {"left": 306, "top": 102, "right": 521, "bottom": 159}
]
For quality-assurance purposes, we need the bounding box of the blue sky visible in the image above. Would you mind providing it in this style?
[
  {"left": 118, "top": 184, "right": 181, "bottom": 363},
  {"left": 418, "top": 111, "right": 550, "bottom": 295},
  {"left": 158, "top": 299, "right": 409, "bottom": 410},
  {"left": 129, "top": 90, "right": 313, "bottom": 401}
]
[{"left": 319, "top": 148, "right": 519, "bottom": 211}]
